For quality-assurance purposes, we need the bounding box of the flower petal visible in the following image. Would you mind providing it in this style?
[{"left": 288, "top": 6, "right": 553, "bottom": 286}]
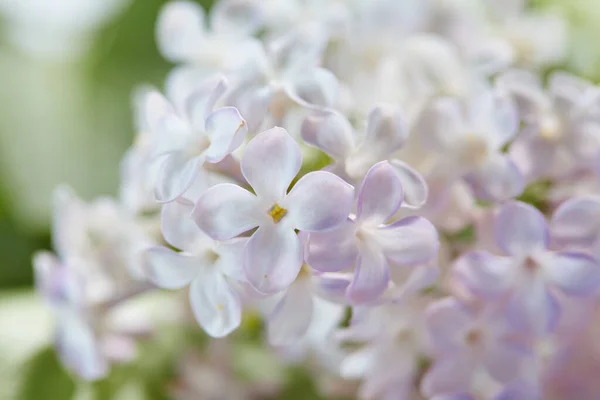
[
  {"left": 241, "top": 127, "right": 302, "bottom": 202},
  {"left": 186, "top": 74, "right": 229, "bottom": 131},
  {"left": 464, "top": 154, "right": 524, "bottom": 202},
  {"left": 189, "top": 270, "right": 241, "bottom": 337},
  {"left": 356, "top": 161, "right": 404, "bottom": 224},
  {"left": 307, "top": 220, "right": 359, "bottom": 272},
  {"left": 203, "top": 107, "right": 248, "bottom": 163},
  {"left": 143, "top": 246, "right": 199, "bottom": 289},
  {"left": 160, "top": 198, "right": 199, "bottom": 250},
  {"left": 421, "top": 356, "right": 475, "bottom": 398},
  {"left": 284, "top": 67, "right": 339, "bottom": 109},
  {"left": 425, "top": 297, "right": 473, "bottom": 354},
  {"left": 267, "top": 280, "right": 313, "bottom": 346},
  {"left": 346, "top": 245, "right": 390, "bottom": 304},
  {"left": 494, "top": 201, "right": 549, "bottom": 257},
  {"left": 283, "top": 171, "right": 354, "bottom": 232},
  {"left": 389, "top": 159, "right": 429, "bottom": 209},
  {"left": 214, "top": 238, "right": 248, "bottom": 281},
  {"left": 484, "top": 341, "right": 528, "bottom": 383},
  {"left": 154, "top": 152, "right": 202, "bottom": 203},
  {"left": 301, "top": 110, "right": 355, "bottom": 159},
  {"left": 452, "top": 251, "right": 514, "bottom": 299},
  {"left": 506, "top": 278, "right": 558, "bottom": 335},
  {"left": 544, "top": 251, "right": 600, "bottom": 296},
  {"left": 192, "top": 183, "right": 262, "bottom": 240},
  {"left": 377, "top": 216, "right": 439, "bottom": 266},
  {"left": 550, "top": 196, "right": 600, "bottom": 247},
  {"left": 156, "top": 0, "right": 206, "bottom": 62},
  {"left": 244, "top": 225, "right": 302, "bottom": 294},
  {"left": 362, "top": 105, "right": 408, "bottom": 156}
]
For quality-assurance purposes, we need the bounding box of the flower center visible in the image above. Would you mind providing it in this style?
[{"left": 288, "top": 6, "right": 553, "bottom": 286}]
[
  {"left": 459, "top": 135, "right": 489, "bottom": 166},
  {"left": 268, "top": 204, "right": 288, "bottom": 223},
  {"left": 465, "top": 329, "right": 482, "bottom": 346},
  {"left": 523, "top": 256, "right": 539, "bottom": 272},
  {"left": 297, "top": 263, "right": 312, "bottom": 280},
  {"left": 539, "top": 115, "right": 561, "bottom": 142}
]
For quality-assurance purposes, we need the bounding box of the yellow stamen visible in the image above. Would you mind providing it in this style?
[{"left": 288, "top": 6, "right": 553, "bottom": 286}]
[
  {"left": 268, "top": 204, "right": 288, "bottom": 223},
  {"left": 217, "top": 304, "right": 224, "bottom": 311}
]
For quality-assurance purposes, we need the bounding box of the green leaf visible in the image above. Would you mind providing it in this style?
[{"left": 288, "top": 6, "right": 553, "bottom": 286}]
[{"left": 16, "top": 347, "right": 75, "bottom": 400}]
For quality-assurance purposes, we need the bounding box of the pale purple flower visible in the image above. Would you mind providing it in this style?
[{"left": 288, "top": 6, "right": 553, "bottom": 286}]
[
  {"left": 144, "top": 198, "right": 246, "bottom": 337},
  {"left": 415, "top": 88, "right": 524, "bottom": 202},
  {"left": 454, "top": 201, "right": 600, "bottom": 335},
  {"left": 550, "top": 195, "right": 600, "bottom": 249},
  {"left": 307, "top": 161, "right": 438, "bottom": 304},
  {"left": 498, "top": 69, "right": 600, "bottom": 180},
  {"left": 422, "top": 297, "right": 530, "bottom": 397},
  {"left": 302, "top": 107, "right": 428, "bottom": 208},
  {"left": 192, "top": 127, "right": 354, "bottom": 294},
  {"left": 144, "top": 74, "right": 248, "bottom": 203}
]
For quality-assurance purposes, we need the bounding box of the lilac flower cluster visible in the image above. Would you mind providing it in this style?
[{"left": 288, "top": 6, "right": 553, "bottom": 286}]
[{"left": 34, "top": 0, "right": 600, "bottom": 398}]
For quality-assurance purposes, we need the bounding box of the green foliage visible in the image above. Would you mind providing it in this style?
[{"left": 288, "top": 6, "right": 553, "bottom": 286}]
[{"left": 16, "top": 347, "right": 76, "bottom": 400}]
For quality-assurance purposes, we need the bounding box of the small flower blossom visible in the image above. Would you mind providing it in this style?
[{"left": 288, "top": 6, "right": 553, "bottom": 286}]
[
  {"left": 193, "top": 126, "right": 354, "bottom": 294},
  {"left": 307, "top": 161, "right": 439, "bottom": 304},
  {"left": 144, "top": 198, "right": 247, "bottom": 337},
  {"left": 454, "top": 201, "right": 600, "bottom": 335},
  {"left": 143, "top": 74, "right": 248, "bottom": 203}
]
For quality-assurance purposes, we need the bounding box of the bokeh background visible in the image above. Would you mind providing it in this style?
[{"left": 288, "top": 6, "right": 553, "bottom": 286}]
[{"left": 2, "top": 0, "right": 600, "bottom": 399}]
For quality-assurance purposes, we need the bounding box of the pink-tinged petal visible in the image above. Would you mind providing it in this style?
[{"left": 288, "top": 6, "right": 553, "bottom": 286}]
[
  {"left": 189, "top": 270, "right": 241, "bottom": 337},
  {"left": 203, "top": 107, "right": 247, "bottom": 163},
  {"left": 244, "top": 225, "right": 302, "bottom": 294},
  {"left": 493, "top": 381, "right": 540, "bottom": 400},
  {"left": 509, "top": 134, "right": 560, "bottom": 180},
  {"left": 283, "top": 171, "right": 354, "bottom": 232},
  {"left": 143, "top": 247, "right": 199, "bottom": 289},
  {"left": 301, "top": 110, "right": 355, "bottom": 159},
  {"left": 267, "top": 280, "right": 313, "bottom": 346},
  {"left": 426, "top": 298, "right": 473, "bottom": 354},
  {"left": 156, "top": 0, "right": 206, "bottom": 62},
  {"left": 494, "top": 201, "right": 549, "bottom": 257},
  {"left": 464, "top": 154, "right": 524, "bottom": 202},
  {"left": 484, "top": 341, "right": 528, "bottom": 383},
  {"left": 284, "top": 67, "right": 339, "bottom": 109},
  {"left": 377, "top": 216, "right": 439, "bottom": 266},
  {"left": 544, "top": 251, "right": 600, "bottom": 296},
  {"left": 551, "top": 196, "right": 600, "bottom": 247},
  {"left": 453, "top": 251, "right": 514, "bottom": 299},
  {"left": 421, "top": 356, "right": 475, "bottom": 398},
  {"left": 214, "top": 238, "right": 248, "bottom": 281},
  {"left": 314, "top": 272, "right": 353, "bottom": 303},
  {"left": 241, "top": 127, "right": 302, "bottom": 202},
  {"left": 192, "top": 183, "right": 262, "bottom": 240},
  {"left": 307, "top": 221, "right": 359, "bottom": 272},
  {"left": 389, "top": 159, "right": 429, "bottom": 209},
  {"left": 356, "top": 161, "right": 404, "bottom": 224},
  {"left": 160, "top": 198, "right": 198, "bottom": 250},
  {"left": 154, "top": 152, "right": 202, "bottom": 203},
  {"left": 346, "top": 245, "right": 390, "bottom": 304}
]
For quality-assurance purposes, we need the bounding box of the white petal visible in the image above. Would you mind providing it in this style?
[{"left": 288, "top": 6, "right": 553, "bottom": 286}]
[
  {"left": 284, "top": 67, "right": 339, "bottom": 109},
  {"left": 185, "top": 74, "right": 229, "bottom": 130},
  {"left": 154, "top": 152, "right": 202, "bottom": 203},
  {"left": 363, "top": 105, "right": 408, "bottom": 156},
  {"left": 283, "top": 171, "right": 354, "bottom": 232},
  {"left": 389, "top": 159, "right": 429, "bottom": 209},
  {"left": 244, "top": 225, "right": 302, "bottom": 294},
  {"left": 356, "top": 161, "right": 404, "bottom": 224},
  {"left": 203, "top": 107, "right": 248, "bottom": 163},
  {"left": 241, "top": 127, "right": 302, "bottom": 202},
  {"left": 267, "top": 280, "right": 313, "bottom": 346},
  {"left": 160, "top": 198, "right": 199, "bottom": 250},
  {"left": 377, "top": 216, "right": 439, "bottom": 266},
  {"left": 189, "top": 270, "right": 241, "bottom": 337},
  {"left": 465, "top": 153, "right": 524, "bottom": 202},
  {"left": 209, "top": 0, "right": 264, "bottom": 36},
  {"left": 301, "top": 110, "right": 355, "bottom": 159},
  {"left": 192, "top": 183, "right": 263, "bottom": 240},
  {"left": 143, "top": 246, "right": 199, "bottom": 289},
  {"left": 156, "top": 1, "right": 206, "bottom": 62},
  {"left": 214, "top": 238, "right": 248, "bottom": 281},
  {"left": 307, "top": 221, "right": 359, "bottom": 272}
]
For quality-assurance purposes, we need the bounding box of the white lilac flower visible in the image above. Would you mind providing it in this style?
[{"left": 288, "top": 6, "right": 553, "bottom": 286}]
[
  {"left": 144, "top": 198, "right": 247, "bottom": 338},
  {"left": 307, "top": 161, "right": 438, "bottom": 304},
  {"left": 156, "top": 0, "right": 261, "bottom": 68},
  {"left": 143, "top": 74, "right": 247, "bottom": 203},
  {"left": 497, "top": 69, "right": 600, "bottom": 180},
  {"left": 193, "top": 127, "right": 354, "bottom": 294},
  {"left": 338, "top": 299, "right": 430, "bottom": 400},
  {"left": 422, "top": 297, "right": 530, "bottom": 397},
  {"left": 415, "top": 87, "right": 524, "bottom": 202},
  {"left": 302, "top": 107, "right": 428, "bottom": 208},
  {"left": 454, "top": 201, "right": 600, "bottom": 336}
]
